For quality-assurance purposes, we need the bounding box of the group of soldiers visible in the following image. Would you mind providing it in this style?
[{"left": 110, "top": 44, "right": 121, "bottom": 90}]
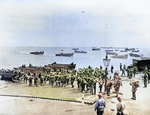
[
  {"left": 12, "top": 64, "right": 150, "bottom": 100},
  {"left": 12, "top": 66, "right": 109, "bottom": 95}
]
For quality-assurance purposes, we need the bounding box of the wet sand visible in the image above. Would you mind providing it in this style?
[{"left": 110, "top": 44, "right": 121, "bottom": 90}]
[{"left": 0, "top": 77, "right": 150, "bottom": 115}]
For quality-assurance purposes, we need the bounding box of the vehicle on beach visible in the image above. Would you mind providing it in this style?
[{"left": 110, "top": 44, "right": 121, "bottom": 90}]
[
  {"left": 0, "top": 69, "right": 13, "bottom": 81},
  {"left": 129, "top": 53, "right": 142, "bottom": 57},
  {"left": 30, "top": 51, "right": 44, "bottom": 55},
  {"left": 74, "top": 50, "right": 87, "bottom": 53},
  {"left": 112, "top": 54, "right": 128, "bottom": 59},
  {"left": 55, "top": 53, "right": 74, "bottom": 57}
]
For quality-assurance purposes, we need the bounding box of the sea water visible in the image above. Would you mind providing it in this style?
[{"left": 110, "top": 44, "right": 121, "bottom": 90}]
[{"left": 0, "top": 46, "right": 150, "bottom": 85}]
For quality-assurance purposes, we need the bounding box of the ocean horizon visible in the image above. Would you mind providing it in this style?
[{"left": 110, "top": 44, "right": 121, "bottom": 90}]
[{"left": 0, "top": 46, "right": 150, "bottom": 71}]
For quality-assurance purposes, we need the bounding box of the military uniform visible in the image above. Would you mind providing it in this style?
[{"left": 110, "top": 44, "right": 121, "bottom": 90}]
[
  {"left": 29, "top": 77, "right": 32, "bottom": 86},
  {"left": 143, "top": 74, "right": 148, "bottom": 87},
  {"left": 70, "top": 75, "right": 75, "bottom": 88},
  {"left": 130, "top": 80, "right": 139, "bottom": 100},
  {"left": 98, "top": 78, "right": 104, "bottom": 93}
]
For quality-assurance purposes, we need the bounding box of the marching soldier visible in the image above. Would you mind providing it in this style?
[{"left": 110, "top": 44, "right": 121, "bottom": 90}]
[
  {"left": 70, "top": 74, "right": 75, "bottom": 88},
  {"left": 130, "top": 79, "right": 139, "bottom": 100}
]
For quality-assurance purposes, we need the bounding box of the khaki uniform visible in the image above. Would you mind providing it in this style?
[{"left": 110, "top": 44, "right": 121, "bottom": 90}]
[{"left": 130, "top": 80, "right": 139, "bottom": 100}]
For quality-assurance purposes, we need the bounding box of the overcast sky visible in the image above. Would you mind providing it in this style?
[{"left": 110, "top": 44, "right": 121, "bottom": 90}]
[{"left": 0, "top": 0, "right": 150, "bottom": 48}]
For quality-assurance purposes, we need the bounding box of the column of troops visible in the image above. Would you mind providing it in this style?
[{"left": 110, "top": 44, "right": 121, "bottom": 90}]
[{"left": 12, "top": 65, "right": 150, "bottom": 99}]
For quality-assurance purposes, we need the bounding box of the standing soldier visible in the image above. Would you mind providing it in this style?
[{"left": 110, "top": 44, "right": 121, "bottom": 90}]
[
  {"left": 148, "top": 70, "right": 150, "bottom": 84},
  {"left": 111, "top": 65, "right": 114, "bottom": 73},
  {"left": 24, "top": 73, "right": 28, "bottom": 84},
  {"left": 114, "top": 78, "right": 122, "bottom": 97},
  {"left": 121, "top": 65, "right": 126, "bottom": 76},
  {"left": 143, "top": 73, "right": 148, "bottom": 87},
  {"left": 98, "top": 77, "right": 104, "bottom": 93},
  {"left": 28, "top": 73, "right": 32, "bottom": 86},
  {"left": 106, "top": 78, "right": 112, "bottom": 96},
  {"left": 29, "top": 75, "right": 32, "bottom": 86},
  {"left": 133, "top": 66, "right": 138, "bottom": 77},
  {"left": 130, "top": 79, "right": 139, "bottom": 100},
  {"left": 129, "top": 69, "right": 133, "bottom": 79},
  {"left": 120, "top": 63, "right": 122, "bottom": 71},
  {"left": 126, "top": 67, "right": 130, "bottom": 78}
]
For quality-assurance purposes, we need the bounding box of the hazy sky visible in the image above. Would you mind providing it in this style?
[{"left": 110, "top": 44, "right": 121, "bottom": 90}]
[{"left": 0, "top": 0, "right": 150, "bottom": 47}]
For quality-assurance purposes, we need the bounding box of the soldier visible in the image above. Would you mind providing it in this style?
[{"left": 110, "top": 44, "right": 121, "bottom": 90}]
[
  {"left": 148, "top": 70, "right": 150, "bottom": 84},
  {"left": 126, "top": 68, "right": 130, "bottom": 78},
  {"left": 143, "top": 73, "right": 148, "bottom": 87},
  {"left": 120, "top": 63, "right": 122, "bottom": 71},
  {"left": 61, "top": 74, "right": 67, "bottom": 87},
  {"left": 133, "top": 66, "right": 138, "bottom": 77},
  {"left": 81, "top": 77, "right": 87, "bottom": 92},
  {"left": 57, "top": 74, "right": 61, "bottom": 86},
  {"left": 33, "top": 73, "right": 36, "bottom": 85},
  {"left": 89, "top": 77, "right": 94, "bottom": 94},
  {"left": 98, "top": 77, "right": 104, "bottom": 93},
  {"left": 130, "top": 79, "right": 139, "bottom": 100},
  {"left": 51, "top": 76, "right": 55, "bottom": 87},
  {"left": 106, "top": 78, "right": 112, "bottom": 96},
  {"left": 77, "top": 76, "right": 81, "bottom": 90},
  {"left": 29, "top": 75, "right": 32, "bottom": 86},
  {"left": 93, "top": 78, "right": 97, "bottom": 95},
  {"left": 128, "top": 69, "right": 133, "bottom": 79},
  {"left": 70, "top": 74, "right": 75, "bottom": 88},
  {"left": 121, "top": 65, "right": 126, "bottom": 76},
  {"left": 111, "top": 65, "right": 114, "bottom": 73},
  {"left": 40, "top": 74, "right": 44, "bottom": 86},
  {"left": 66, "top": 75, "right": 70, "bottom": 85},
  {"left": 24, "top": 73, "right": 28, "bottom": 84}
]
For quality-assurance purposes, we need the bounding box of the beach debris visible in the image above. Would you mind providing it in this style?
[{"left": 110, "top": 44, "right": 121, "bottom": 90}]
[{"left": 30, "top": 99, "right": 34, "bottom": 101}]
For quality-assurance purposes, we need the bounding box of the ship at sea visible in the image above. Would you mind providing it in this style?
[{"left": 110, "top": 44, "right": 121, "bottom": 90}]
[
  {"left": 74, "top": 50, "right": 87, "bottom": 53},
  {"left": 55, "top": 53, "right": 74, "bottom": 57},
  {"left": 30, "top": 51, "right": 44, "bottom": 55}
]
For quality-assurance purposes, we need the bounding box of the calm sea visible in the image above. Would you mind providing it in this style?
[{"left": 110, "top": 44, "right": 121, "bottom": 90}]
[{"left": 0, "top": 46, "right": 150, "bottom": 71}]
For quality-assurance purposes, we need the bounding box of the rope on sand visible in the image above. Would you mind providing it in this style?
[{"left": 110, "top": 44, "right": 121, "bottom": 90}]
[{"left": 0, "top": 94, "right": 94, "bottom": 105}]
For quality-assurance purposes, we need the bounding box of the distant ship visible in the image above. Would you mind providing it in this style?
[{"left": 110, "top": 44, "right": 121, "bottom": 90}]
[
  {"left": 55, "top": 53, "right": 74, "bottom": 57},
  {"left": 72, "top": 48, "right": 79, "bottom": 50},
  {"left": 112, "top": 54, "right": 128, "bottom": 59},
  {"left": 74, "top": 50, "right": 87, "bottom": 53},
  {"left": 30, "top": 51, "right": 44, "bottom": 55},
  {"left": 129, "top": 53, "right": 141, "bottom": 57},
  {"left": 92, "top": 48, "right": 101, "bottom": 51}
]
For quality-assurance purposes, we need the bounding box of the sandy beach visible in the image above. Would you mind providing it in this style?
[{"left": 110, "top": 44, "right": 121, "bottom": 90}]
[{"left": 0, "top": 75, "right": 150, "bottom": 115}]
